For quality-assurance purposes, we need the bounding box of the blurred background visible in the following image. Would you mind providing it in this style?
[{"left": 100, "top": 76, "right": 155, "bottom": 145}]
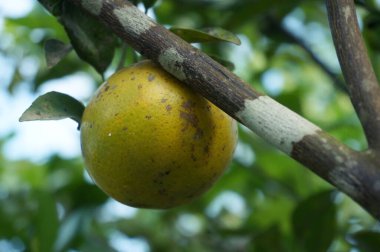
[{"left": 1, "top": 0, "right": 380, "bottom": 251}]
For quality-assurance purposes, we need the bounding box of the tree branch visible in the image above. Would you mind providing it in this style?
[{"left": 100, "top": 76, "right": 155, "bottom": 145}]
[
  {"left": 326, "top": 0, "right": 380, "bottom": 150},
  {"left": 276, "top": 20, "right": 347, "bottom": 92},
  {"left": 70, "top": 0, "right": 380, "bottom": 219}
]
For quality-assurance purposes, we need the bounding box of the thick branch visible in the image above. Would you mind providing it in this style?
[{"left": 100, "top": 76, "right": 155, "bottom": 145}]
[
  {"left": 327, "top": 0, "right": 380, "bottom": 150},
  {"left": 70, "top": 0, "right": 380, "bottom": 219}
]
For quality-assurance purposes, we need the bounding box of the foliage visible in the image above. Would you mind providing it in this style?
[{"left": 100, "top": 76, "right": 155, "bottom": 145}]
[{"left": 1, "top": 0, "right": 380, "bottom": 251}]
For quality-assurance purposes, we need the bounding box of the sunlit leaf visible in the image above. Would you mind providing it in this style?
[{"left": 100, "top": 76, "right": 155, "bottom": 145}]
[
  {"left": 19, "top": 91, "right": 84, "bottom": 127},
  {"left": 170, "top": 27, "right": 241, "bottom": 45},
  {"left": 44, "top": 39, "right": 73, "bottom": 68}
]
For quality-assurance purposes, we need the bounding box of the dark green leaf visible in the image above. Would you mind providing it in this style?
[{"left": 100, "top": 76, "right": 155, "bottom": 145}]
[
  {"left": 170, "top": 27, "right": 241, "bottom": 45},
  {"left": 347, "top": 230, "right": 380, "bottom": 252},
  {"left": 44, "top": 39, "right": 73, "bottom": 68},
  {"left": 251, "top": 224, "right": 288, "bottom": 252},
  {"left": 65, "top": 183, "right": 108, "bottom": 209},
  {"left": 35, "top": 191, "right": 59, "bottom": 252},
  {"left": 19, "top": 91, "right": 84, "bottom": 126},
  {"left": 37, "top": 0, "right": 63, "bottom": 16},
  {"left": 292, "top": 190, "right": 337, "bottom": 252},
  {"left": 60, "top": 1, "right": 117, "bottom": 75}
]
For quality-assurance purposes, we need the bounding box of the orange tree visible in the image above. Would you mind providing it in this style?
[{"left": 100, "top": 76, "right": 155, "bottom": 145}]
[{"left": 2, "top": 0, "right": 380, "bottom": 251}]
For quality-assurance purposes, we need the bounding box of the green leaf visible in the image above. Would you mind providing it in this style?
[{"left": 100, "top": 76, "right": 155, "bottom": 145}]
[
  {"left": 54, "top": 211, "right": 83, "bottom": 251},
  {"left": 60, "top": 1, "right": 117, "bottom": 75},
  {"left": 347, "top": 230, "right": 380, "bottom": 252},
  {"left": 170, "top": 27, "right": 241, "bottom": 45},
  {"left": 292, "top": 190, "right": 337, "bottom": 252},
  {"left": 44, "top": 39, "right": 73, "bottom": 68},
  {"left": 35, "top": 191, "right": 59, "bottom": 252},
  {"left": 251, "top": 224, "right": 288, "bottom": 251},
  {"left": 19, "top": 91, "right": 84, "bottom": 127},
  {"left": 7, "top": 69, "right": 22, "bottom": 94},
  {"left": 37, "top": 0, "right": 63, "bottom": 16}
]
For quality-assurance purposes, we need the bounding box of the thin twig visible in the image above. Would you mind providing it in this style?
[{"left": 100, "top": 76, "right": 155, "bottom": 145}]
[
  {"left": 276, "top": 20, "right": 347, "bottom": 92},
  {"left": 327, "top": 0, "right": 380, "bottom": 150}
]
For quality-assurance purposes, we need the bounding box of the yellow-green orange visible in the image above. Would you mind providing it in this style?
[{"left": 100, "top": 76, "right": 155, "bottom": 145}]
[{"left": 80, "top": 60, "right": 237, "bottom": 208}]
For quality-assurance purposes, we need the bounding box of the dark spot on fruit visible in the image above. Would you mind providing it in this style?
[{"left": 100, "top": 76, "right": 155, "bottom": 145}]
[
  {"left": 206, "top": 104, "right": 211, "bottom": 111},
  {"left": 138, "top": 84, "right": 143, "bottom": 89},
  {"left": 122, "top": 127, "right": 128, "bottom": 131},
  {"left": 193, "top": 128, "right": 204, "bottom": 140},
  {"left": 222, "top": 145, "right": 226, "bottom": 151},
  {"left": 158, "top": 188, "right": 167, "bottom": 195},
  {"left": 160, "top": 170, "right": 171, "bottom": 176},
  {"left": 166, "top": 105, "right": 172, "bottom": 111},
  {"left": 161, "top": 98, "right": 167, "bottom": 103},
  {"left": 145, "top": 115, "right": 152, "bottom": 119},
  {"left": 130, "top": 76, "right": 135, "bottom": 80},
  {"left": 204, "top": 144, "right": 209, "bottom": 154},
  {"left": 114, "top": 113, "right": 119, "bottom": 117},
  {"left": 182, "top": 100, "right": 195, "bottom": 109},
  {"left": 36, "top": 111, "right": 41, "bottom": 116},
  {"left": 148, "top": 73, "right": 155, "bottom": 81},
  {"left": 105, "top": 85, "right": 110, "bottom": 92},
  {"left": 180, "top": 111, "right": 198, "bottom": 129},
  {"left": 153, "top": 178, "right": 163, "bottom": 185},
  {"left": 151, "top": 157, "right": 155, "bottom": 163},
  {"left": 191, "top": 154, "right": 197, "bottom": 161}
]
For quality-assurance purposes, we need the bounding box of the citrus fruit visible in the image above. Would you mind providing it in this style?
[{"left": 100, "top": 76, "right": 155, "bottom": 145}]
[{"left": 80, "top": 60, "right": 237, "bottom": 208}]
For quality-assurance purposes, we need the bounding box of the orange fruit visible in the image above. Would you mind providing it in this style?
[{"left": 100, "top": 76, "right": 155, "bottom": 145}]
[{"left": 80, "top": 60, "right": 237, "bottom": 208}]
